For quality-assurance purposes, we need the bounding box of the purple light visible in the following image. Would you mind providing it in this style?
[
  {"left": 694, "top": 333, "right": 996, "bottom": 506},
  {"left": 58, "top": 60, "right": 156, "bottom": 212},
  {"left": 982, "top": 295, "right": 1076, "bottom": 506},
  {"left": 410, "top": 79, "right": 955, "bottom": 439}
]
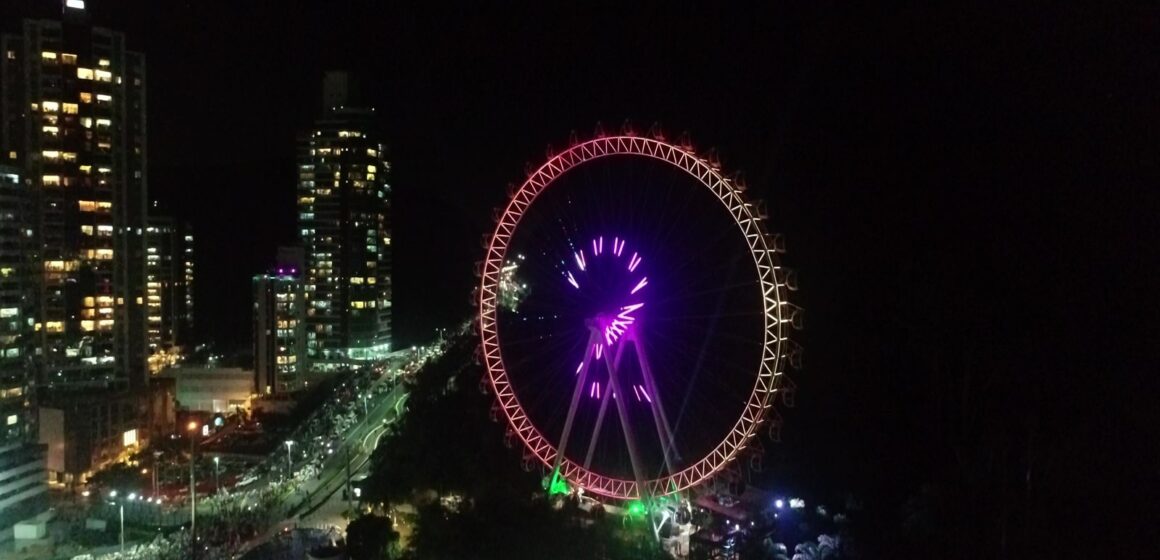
[
  {"left": 564, "top": 234, "right": 652, "bottom": 403},
  {"left": 628, "top": 253, "right": 642, "bottom": 272}
]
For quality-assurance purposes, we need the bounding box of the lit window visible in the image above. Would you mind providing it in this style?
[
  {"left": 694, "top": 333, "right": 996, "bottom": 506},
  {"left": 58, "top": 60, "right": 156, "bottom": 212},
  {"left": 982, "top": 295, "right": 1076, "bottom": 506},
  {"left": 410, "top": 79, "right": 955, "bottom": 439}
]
[
  {"left": 80, "top": 117, "right": 92, "bottom": 129},
  {"left": 42, "top": 125, "right": 59, "bottom": 135},
  {"left": 66, "top": 0, "right": 86, "bottom": 9},
  {"left": 45, "top": 321, "right": 64, "bottom": 333},
  {"left": 80, "top": 320, "right": 95, "bottom": 331},
  {"left": 96, "top": 118, "right": 111, "bottom": 128},
  {"left": 80, "top": 225, "right": 93, "bottom": 235},
  {"left": 42, "top": 175, "right": 61, "bottom": 186},
  {"left": 95, "top": 94, "right": 111, "bottom": 103},
  {"left": 62, "top": 103, "right": 79, "bottom": 114},
  {"left": 61, "top": 53, "right": 77, "bottom": 65},
  {"left": 42, "top": 150, "right": 60, "bottom": 160},
  {"left": 79, "top": 92, "right": 92, "bottom": 103},
  {"left": 6, "top": 415, "right": 16, "bottom": 426},
  {"left": 94, "top": 69, "right": 112, "bottom": 82},
  {"left": 77, "top": 67, "right": 93, "bottom": 79},
  {"left": 62, "top": 152, "right": 77, "bottom": 162},
  {"left": 41, "top": 51, "right": 57, "bottom": 62},
  {"left": 98, "top": 58, "right": 110, "bottom": 67},
  {"left": 4, "top": 51, "right": 13, "bottom": 60},
  {"left": 42, "top": 101, "right": 59, "bottom": 112}
]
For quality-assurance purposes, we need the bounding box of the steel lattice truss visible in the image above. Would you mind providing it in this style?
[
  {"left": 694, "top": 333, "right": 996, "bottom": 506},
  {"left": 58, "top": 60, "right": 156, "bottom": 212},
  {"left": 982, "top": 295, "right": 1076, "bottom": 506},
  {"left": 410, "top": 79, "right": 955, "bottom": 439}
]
[{"left": 478, "top": 135, "right": 793, "bottom": 500}]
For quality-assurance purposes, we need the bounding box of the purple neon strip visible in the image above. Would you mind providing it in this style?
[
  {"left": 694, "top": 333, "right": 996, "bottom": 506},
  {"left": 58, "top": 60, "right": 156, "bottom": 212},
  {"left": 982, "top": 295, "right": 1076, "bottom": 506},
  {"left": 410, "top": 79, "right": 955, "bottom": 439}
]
[
  {"left": 631, "top": 277, "right": 648, "bottom": 294},
  {"left": 566, "top": 271, "right": 579, "bottom": 289},
  {"left": 628, "top": 252, "right": 641, "bottom": 272},
  {"left": 632, "top": 385, "right": 642, "bottom": 401},
  {"left": 575, "top": 361, "right": 584, "bottom": 374},
  {"left": 642, "top": 387, "right": 653, "bottom": 403},
  {"left": 619, "top": 302, "right": 643, "bottom": 320},
  {"left": 575, "top": 250, "right": 586, "bottom": 271}
]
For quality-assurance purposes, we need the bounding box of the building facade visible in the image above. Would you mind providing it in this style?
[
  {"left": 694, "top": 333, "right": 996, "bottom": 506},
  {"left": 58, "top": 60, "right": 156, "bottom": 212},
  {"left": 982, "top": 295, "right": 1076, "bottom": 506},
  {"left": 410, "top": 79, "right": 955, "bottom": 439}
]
[
  {"left": 297, "top": 72, "right": 391, "bottom": 369},
  {"left": 253, "top": 272, "right": 306, "bottom": 394},
  {"left": 0, "top": 4, "right": 148, "bottom": 391},
  {"left": 145, "top": 210, "right": 193, "bottom": 372},
  {"left": 0, "top": 165, "right": 47, "bottom": 539}
]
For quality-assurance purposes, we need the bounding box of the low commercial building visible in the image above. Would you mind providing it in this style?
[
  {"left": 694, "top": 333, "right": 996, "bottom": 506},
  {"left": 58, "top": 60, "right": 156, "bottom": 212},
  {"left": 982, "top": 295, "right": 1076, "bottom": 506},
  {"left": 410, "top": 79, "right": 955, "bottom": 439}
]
[
  {"left": 158, "top": 366, "right": 252, "bottom": 413},
  {"left": 38, "top": 382, "right": 173, "bottom": 487}
]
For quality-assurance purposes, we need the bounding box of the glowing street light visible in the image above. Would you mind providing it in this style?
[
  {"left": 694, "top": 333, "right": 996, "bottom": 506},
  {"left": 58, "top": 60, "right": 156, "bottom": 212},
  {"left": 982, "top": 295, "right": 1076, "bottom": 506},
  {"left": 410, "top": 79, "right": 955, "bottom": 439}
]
[
  {"left": 284, "top": 440, "right": 295, "bottom": 477},
  {"left": 186, "top": 421, "right": 199, "bottom": 555}
]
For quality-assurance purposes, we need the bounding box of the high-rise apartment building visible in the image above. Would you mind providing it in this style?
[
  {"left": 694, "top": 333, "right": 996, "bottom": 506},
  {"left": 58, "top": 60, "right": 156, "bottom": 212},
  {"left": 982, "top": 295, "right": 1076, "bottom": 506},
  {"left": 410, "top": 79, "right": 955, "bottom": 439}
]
[
  {"left": 0, "top": 3, "right": 148, "bottom": 391},
  {"left": 0, "top": 165, "right": 47, "bottom": 539},
  {"left": 297, "top": 72, "right": 391, "bottom": 368},
  {"left": 253, "top": 268, "right": 306, "bottom": 394},
  {"left": 145, "top": 210, "right": 193, "bottom": 372}
]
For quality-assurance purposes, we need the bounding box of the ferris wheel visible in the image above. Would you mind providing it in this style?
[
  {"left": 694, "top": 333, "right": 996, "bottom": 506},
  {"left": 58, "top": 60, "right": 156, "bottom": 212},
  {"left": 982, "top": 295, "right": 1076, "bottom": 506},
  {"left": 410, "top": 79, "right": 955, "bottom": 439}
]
[{"left": 478, "top": 129, "right": 800, "bottom": 501}]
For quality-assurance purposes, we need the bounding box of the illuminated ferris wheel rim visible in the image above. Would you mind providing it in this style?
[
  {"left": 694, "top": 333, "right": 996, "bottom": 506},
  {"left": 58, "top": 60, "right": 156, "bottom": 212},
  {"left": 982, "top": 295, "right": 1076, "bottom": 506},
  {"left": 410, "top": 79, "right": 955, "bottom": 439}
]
[{"left": 478, "top": 134, "right": 791, "bottom": 500}]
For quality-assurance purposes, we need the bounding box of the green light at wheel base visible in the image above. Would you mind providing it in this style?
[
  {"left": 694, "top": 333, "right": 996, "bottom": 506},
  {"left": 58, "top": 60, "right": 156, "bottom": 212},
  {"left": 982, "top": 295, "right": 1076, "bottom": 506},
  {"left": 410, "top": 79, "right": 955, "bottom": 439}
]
[
  {"left": 546, "top": 471, "right": 569, "bottom": 496},
  {"left": 549, "top": 477, "right": 569, "bottom": 496},
  {"left": 626, "top": 500, "right": 647, "bottom": 516}
]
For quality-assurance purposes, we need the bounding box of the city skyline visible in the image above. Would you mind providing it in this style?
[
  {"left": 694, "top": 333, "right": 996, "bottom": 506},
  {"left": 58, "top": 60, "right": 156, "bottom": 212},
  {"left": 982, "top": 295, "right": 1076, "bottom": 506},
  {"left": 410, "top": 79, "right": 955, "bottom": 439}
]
[{"left": 0, "top": 1, "right": 1150, "bottom": 557}]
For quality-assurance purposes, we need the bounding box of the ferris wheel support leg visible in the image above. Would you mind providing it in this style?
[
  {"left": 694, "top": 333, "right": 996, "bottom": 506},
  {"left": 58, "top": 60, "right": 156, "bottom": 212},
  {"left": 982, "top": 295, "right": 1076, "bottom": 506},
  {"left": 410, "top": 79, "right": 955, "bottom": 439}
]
[
  {"left": 630, "top": 330, "right": 681, "bottom": 474},
  {"left": 551, "top": 331, "right": 600, "bottom": 489},
  {"left": 603, "top": 346, "right": 650, "bottom": 504},
  {"left": 583, "top": 341, "right": 630, "bottom": 470}
]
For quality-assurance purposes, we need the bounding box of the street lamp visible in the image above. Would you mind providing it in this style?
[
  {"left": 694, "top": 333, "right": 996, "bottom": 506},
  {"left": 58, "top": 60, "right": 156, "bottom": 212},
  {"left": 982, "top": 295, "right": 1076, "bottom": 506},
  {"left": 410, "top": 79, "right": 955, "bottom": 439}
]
[
  {"left": 186, "top": 421, "right": 199, "bottom": 559},
  {"left": 284, "top": 440, "right": 295, "bottom": 479},
  {"left": 108, "top": 490, "right": 124, "bottom": 552},
  {"left": 152, "top": 450, "right": 162, "bottom": 497},
  {"left": 213, "top": 456, "right": 221, "bottom": 495}
]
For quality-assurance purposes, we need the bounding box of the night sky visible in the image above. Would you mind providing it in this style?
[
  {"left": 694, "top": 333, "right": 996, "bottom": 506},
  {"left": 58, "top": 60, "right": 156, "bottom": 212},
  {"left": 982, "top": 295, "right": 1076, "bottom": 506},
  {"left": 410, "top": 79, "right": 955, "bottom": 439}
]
[{"left": 3, "top": 1, "right": 1156, "bottom": 553}]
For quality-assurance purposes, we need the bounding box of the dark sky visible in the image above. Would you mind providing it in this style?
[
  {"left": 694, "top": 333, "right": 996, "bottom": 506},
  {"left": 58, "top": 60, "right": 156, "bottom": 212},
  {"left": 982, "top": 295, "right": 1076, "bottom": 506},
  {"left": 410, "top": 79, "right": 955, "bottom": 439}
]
[{"left": 3, "top": 1, "right": 1156, "bottom": 553}]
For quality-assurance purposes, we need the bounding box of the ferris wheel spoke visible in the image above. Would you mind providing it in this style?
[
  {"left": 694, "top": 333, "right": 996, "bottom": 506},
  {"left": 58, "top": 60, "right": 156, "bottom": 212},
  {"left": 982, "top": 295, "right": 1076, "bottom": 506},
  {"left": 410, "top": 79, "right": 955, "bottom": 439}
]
[
  {"left": 551, "top": 330, "right": 600, "bottom": 481},
  {"left": 601, "top": 334, "right": 649, "bottom": 500},
  {"left": 582, "top": 338, "right": 629, "bottom": 471},
  {"left": 628, "top": 327, "right": 681, "bottom": 474}
]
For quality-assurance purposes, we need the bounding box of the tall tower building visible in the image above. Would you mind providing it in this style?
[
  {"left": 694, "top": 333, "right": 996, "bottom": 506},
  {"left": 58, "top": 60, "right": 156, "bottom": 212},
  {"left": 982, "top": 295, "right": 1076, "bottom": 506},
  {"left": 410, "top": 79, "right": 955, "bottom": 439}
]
[
  {"left": 0, "top": 1, "right": 149, "bottom": 391},
  {"left": 253, "top": 268, "right": 306, "bottom": 394},
  {"left": 0, "top": 165, "right": 48, "bottom": 539},
  {"left": 297, "top": 72, "right": 391, "bottom": 368},
  {"left": 145, "top": 209, "right": 193, "bottom": 372}
]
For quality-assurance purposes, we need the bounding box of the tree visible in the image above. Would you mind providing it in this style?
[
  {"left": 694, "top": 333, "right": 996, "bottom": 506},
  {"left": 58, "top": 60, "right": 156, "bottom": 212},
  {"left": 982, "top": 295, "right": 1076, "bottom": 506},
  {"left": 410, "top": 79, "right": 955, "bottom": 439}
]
[{"left": 347, "top": 513, "right": 399, "bottom": 559}]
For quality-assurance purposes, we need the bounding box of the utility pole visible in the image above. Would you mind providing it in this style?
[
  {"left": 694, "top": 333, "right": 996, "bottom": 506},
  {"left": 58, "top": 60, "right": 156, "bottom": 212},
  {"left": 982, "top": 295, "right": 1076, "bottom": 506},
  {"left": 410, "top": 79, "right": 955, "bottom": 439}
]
[{"left": 345, "top": 446, "right": 354, "bottom": 514}]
